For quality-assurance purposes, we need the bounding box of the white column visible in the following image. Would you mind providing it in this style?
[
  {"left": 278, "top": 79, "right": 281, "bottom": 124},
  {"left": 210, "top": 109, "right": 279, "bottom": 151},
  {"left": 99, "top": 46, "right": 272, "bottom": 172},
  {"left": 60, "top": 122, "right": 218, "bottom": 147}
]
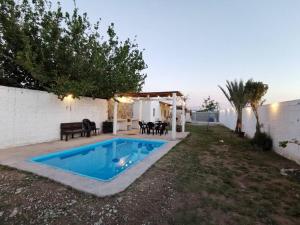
[
  {"left": 181, "top": 102, "right": 185, "bottom": 133},
  {"left": 138, "top": 99, "right": 142, "bottom": 121},
  {"left": 172, "top": 92, "right": 177, "bottom": 140},
  {"left": 113, "top": 99, "right": 118, "bottom": 135},
  {"left": 147, "top": 94, "right": 152, "bottom": 122}
]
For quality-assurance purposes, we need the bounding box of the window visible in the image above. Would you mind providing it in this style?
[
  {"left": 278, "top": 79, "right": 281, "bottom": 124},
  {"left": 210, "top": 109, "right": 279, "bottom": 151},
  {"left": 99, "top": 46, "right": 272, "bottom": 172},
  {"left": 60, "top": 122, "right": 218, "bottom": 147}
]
[{"left": 153, "top": 108, "right": 155, "bottom": 117}]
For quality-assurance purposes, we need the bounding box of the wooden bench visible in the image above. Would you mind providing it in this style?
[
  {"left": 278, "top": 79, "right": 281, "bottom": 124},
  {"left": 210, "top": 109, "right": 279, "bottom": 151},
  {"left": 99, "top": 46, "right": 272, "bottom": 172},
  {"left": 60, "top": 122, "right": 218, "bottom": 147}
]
[{"left": 60, "top": 122, "right": 84, "bottom": 141}]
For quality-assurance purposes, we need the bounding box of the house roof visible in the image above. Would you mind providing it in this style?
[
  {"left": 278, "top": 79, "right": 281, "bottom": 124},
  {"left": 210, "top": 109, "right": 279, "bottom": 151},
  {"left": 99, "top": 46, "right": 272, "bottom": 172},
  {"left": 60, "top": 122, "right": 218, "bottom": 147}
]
[{"left": 118, "top": 91, "right": 184, "bottom": 98}]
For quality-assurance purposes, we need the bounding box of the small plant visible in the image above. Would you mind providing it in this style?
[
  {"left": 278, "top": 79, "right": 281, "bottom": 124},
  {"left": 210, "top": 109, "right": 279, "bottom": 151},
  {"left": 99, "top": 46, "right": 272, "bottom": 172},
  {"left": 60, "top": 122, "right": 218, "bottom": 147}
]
[
  {"left": 279, "top": 140, "right": 300, "bottom": 181},
  {"left": 251, "top": 132, "right": 273, "bottom": 151},
  {"left": 279, "top": 139, "right": 300, "bottom": 148}
]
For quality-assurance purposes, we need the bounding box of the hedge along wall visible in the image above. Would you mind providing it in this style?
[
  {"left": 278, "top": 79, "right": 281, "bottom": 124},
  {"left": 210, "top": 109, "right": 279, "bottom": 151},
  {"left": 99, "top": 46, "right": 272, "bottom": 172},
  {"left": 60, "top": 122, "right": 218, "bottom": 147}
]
[
  {"left": 0, "top": 85, "right": 108, "bottom": 149},
  {"left": 219, "top": 99, "right": 300, "bottom": 165}
]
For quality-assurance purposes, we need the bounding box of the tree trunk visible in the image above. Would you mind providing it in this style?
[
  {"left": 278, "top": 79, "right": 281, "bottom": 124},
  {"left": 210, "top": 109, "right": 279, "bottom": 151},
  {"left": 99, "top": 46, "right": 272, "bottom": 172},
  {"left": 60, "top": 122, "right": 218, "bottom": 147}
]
[
  {"left": 253, "top": 108, "right": 260, "bottom": 134},
  {"left": 235, "top": 110, "right": 238, "bottom": 133},
  {"left": 235, "top": 110, "right": 242, "bottom": 133},
  {"left": 238, "top": 110, "right": 242, "bottom": 133},
  {"left": 235, "top": 118, "right": 239, "bottom": 133}
]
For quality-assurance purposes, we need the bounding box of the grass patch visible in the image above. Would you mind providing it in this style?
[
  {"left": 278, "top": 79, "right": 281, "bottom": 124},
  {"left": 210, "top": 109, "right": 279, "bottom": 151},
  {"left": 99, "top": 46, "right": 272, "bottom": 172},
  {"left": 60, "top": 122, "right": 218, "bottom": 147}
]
[{"left": 168, "top": 125, "right": 300, "bottom": 225}]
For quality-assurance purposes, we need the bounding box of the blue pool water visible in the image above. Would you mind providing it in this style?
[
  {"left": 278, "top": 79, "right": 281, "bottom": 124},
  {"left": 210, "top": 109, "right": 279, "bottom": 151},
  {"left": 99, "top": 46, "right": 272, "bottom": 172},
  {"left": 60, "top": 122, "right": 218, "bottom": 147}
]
[{"left": 31, "top": 138, "right": 166, "bottom": 181}]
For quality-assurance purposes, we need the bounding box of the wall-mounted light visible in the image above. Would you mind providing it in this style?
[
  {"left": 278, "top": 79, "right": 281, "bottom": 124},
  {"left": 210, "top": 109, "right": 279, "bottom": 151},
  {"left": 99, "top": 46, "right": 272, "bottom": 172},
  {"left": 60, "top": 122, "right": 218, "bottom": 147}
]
[
  {"left": 246, "top": 107, "right": 252, "bottom": 115},
  {"left": 63, "top": 94, "right": 74, "bottom": 111},
  {"left": 66, "top": 94, "right": 73, "bottom": 100},
  {"left": 116, "top": 96, "right": 134, "bottom": 104},
  {"left": 271, "top": 102, "right": 279, "bottom": 113}
]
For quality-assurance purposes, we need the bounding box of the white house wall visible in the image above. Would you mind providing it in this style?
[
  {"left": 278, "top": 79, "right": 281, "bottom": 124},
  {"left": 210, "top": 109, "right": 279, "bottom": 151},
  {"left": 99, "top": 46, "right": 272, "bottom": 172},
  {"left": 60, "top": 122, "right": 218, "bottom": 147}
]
[
  {"left": 219, "top": 99, "right": 300, "bottom": 164},
  {"left": 142, "top": 101, "right": 152, "bottom": 122},
  {"left": 133, "top": 100, "right": 163, "bottom": 122},
  {"left": 151, "top": 101, "right": 162, "bottom": 122},
  {"left": 0, "top": 86, "right": 108, "bottom": 149}
]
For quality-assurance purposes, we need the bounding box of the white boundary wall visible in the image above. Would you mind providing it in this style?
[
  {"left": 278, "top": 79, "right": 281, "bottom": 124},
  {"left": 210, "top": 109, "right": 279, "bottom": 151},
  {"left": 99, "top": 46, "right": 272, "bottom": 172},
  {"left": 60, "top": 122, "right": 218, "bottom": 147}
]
[
  {"left": 0, "top": 86, "right": 108, "bottom": 149},
  {"left": 220, "top": 99, "right": 300, "bottom": 164}
]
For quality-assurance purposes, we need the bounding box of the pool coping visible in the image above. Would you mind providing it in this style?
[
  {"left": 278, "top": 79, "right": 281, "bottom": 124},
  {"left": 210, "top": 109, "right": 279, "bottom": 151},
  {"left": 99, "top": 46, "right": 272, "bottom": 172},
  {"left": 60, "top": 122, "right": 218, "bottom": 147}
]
[{"left": 0, "top": 133, "right": 188, "bottom": 197}]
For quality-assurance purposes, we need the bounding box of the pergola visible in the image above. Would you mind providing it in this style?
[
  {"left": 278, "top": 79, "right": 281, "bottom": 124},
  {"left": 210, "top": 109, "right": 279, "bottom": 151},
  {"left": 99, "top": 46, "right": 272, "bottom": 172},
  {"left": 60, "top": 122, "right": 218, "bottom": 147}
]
[{"left": 113, "top": 91, "right": 186, "bottom": 140}]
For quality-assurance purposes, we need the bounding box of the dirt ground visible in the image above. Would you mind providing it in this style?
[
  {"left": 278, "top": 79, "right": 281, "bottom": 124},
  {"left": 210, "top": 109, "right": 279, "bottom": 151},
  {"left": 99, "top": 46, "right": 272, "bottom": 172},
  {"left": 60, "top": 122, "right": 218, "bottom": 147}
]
[{"left": 1, "top": 125, "right": 300, "bottom": 225}]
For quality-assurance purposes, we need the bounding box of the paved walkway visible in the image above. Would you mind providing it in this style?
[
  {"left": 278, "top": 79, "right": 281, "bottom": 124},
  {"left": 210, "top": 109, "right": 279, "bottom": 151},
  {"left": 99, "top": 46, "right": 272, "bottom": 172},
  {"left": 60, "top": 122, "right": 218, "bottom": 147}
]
[{"left": 0, "top": 131, "right": 189, "bottom": 197}]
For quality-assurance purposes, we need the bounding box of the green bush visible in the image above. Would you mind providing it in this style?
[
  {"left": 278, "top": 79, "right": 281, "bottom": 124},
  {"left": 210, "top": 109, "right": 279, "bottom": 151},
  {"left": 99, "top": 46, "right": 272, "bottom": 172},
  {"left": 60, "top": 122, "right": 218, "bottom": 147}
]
[{"left": 251, "top": 132, "right": 273, "bottom": 151}]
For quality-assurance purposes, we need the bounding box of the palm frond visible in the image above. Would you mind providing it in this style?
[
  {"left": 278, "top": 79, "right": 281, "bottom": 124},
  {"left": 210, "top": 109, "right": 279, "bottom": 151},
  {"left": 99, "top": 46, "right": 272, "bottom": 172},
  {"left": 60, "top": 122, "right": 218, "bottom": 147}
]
[
  {"left": 218, "top": 85, "right": 233, "bottom": 107},
  {"left": 219, "top": 79, "right": 248, "bottom": 112}
]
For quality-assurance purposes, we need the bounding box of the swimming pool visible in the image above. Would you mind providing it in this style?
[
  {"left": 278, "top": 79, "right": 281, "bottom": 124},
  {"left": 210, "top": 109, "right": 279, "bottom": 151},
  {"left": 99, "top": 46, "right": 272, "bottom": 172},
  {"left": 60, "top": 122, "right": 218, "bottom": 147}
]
[{"left": 31, "top": 138, "right": 166, "bottom": 181}]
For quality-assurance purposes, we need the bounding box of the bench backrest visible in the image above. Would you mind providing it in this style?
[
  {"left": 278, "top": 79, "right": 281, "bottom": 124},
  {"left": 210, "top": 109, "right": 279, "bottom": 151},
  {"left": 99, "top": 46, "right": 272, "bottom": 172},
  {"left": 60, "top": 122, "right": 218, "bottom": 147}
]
[{"left": 60, "top": 122, "right": 83, "bottom": 131}]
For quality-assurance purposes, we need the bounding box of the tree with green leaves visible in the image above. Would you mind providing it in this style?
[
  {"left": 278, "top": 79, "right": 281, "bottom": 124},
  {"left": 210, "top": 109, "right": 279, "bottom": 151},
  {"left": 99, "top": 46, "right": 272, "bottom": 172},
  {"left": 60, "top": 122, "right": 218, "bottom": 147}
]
[
  {"left": 200, "top": 96, "right": 219, "bottom": 112},
  {"left": 245, "top": 79, "right": 268, "bottom": 134},
  {"left": 0, "top": 0, "right": 147, "bottom": 99},
  {"left": 0, "top": 0, "right": 45, "bottom": 90},
  {"left": 219, "top": 80, "right": 249, "bottom": 133}
]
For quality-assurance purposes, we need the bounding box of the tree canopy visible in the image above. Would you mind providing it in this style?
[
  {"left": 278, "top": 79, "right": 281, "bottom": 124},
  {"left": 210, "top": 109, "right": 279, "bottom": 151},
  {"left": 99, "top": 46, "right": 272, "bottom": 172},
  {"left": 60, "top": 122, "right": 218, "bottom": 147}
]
[
  {"left": 199, "top": 96, "right": 219, "bottom": 112},
  {"left": 0, "top": 0, "right": 147, "bottom": 99},
  {"left": 245, "top": 79, "right": 268, "bottom": 133}
]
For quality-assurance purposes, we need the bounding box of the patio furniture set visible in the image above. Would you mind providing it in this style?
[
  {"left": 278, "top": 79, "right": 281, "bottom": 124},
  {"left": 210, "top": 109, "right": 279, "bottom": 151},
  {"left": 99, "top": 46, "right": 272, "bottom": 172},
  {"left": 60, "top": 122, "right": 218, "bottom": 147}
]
[
  {"left": 60, "top": 119, "right": 169, "bottom": 142},
  {"left": 138, "top": 121, "right": 169, "bottom": 136}
]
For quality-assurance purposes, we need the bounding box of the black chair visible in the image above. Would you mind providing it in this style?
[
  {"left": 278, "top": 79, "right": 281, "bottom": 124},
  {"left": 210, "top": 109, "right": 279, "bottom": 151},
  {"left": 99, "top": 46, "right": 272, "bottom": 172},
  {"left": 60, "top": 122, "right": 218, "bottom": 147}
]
[
  {"left": 82, "top": 119, "right": 92, "bottom": 137},
  {"left": 139, "top": 121, "right": 146, "bottom": 134},
  {"left": 155, "top": 122, "right": 162, "bottom": 134},
  {"left": 146, "top": 122, "right": 155, "bottom": 135},
  {"left": 159, "top": 122, "right": 169, "bottom": 135},
  {"left": 90, "top": 121, "right": 100, "bottom": 135}
]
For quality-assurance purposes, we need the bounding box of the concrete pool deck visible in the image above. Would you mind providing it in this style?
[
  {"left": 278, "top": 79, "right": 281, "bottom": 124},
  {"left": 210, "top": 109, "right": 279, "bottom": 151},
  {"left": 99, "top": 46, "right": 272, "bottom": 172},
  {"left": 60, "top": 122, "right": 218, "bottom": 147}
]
[{"left": 0, "top": 131, "right": 189, "bottom": 197}]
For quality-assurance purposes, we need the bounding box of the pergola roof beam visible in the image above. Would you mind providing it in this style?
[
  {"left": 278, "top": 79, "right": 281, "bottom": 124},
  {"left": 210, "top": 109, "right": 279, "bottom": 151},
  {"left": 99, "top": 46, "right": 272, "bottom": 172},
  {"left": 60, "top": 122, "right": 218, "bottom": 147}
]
[{"left": 118, "top": 91, "right": 183, "bottom": 98}]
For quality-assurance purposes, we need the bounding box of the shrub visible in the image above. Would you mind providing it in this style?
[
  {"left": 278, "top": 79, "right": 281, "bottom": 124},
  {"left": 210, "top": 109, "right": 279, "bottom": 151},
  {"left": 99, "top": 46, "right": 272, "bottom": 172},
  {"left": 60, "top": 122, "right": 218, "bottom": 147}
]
[{"left": 251, "top": 132, "right": 273, "bottom": 151}]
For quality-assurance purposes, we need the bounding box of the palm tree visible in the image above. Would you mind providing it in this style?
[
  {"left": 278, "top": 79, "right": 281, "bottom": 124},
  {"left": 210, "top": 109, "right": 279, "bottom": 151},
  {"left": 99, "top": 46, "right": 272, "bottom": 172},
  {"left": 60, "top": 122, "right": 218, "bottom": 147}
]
[
  {"left": 219, "top": 80, "right": 249, "bottom": 133},
  {"left": 245, "top": 79, "right": 268, "bottom": 134}
]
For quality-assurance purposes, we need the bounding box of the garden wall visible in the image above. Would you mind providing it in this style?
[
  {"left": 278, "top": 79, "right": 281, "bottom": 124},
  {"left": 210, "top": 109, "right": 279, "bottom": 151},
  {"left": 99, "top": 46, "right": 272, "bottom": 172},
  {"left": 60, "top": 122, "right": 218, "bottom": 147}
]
[
  {"left": 191, "top": 111, "right": 219, "bottom": 122},
  {"left": 0, "top": 85, "right": 108, "bottom": 149},
  {"left": 219, "top": 99, "right": 300, "bottom": 164}
]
